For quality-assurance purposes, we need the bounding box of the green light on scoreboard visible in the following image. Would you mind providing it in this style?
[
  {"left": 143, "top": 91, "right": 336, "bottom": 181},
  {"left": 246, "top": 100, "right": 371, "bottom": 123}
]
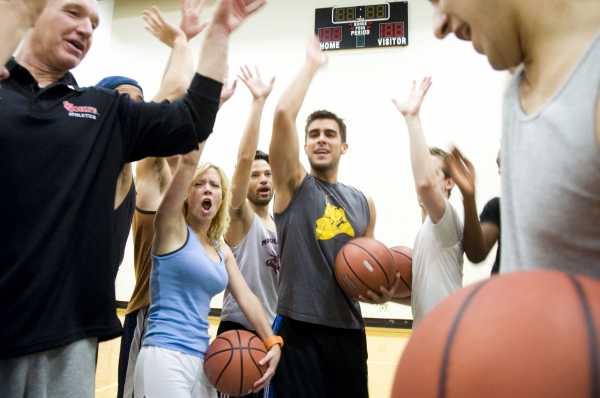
[{"left": 356, "top": 35, "right": 365, "bottom": 47}]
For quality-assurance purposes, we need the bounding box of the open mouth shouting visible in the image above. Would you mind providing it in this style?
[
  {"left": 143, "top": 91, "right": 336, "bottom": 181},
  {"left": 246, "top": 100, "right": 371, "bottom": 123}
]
[
  {"left": 258, "top": 186, "right": 271, "bottom": 197},
  {"left": 201, "top": 198, "right": 212, "bottom": 214}
]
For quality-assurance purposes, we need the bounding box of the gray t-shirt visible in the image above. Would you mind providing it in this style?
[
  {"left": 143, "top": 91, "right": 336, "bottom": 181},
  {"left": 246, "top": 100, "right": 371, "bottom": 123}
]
[
  {"left": 222, "top": 213, "right": 279, "bottom": 329},
  {"left": 501, "top": 31, "right": 600, "bottom": 279},
  {"left": 275, "top": 174, "right": 370, "bottom": 329}
]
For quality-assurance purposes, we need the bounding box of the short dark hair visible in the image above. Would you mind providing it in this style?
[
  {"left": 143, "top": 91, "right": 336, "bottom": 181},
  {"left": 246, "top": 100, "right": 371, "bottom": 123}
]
[
  {"left": 255, "top": 150, "right": 269, "bottom": 164},
  {"left": 305, "top": 110, "right": 347, "bottom": 143},
  {"left": 429, "top": 147, "right": 453, "bottom": 198}
]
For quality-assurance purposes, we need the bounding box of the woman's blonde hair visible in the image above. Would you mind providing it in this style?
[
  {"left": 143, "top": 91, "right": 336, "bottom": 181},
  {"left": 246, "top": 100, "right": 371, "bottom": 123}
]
[{"left": 182, "top": 162, "right": 232, "bottom": 250}]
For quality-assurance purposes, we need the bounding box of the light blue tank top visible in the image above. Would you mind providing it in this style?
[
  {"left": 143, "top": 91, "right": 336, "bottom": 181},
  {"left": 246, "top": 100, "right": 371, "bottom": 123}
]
[
  {"left": 144, "top": 225, "right": 228, "bottom": 358},
  {"left": 501, "top": 31, "right": 600, "bottom": 279}
]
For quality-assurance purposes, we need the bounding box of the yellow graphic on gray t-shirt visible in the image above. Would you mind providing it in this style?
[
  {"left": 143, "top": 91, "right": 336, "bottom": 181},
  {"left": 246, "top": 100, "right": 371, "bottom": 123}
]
[{"left": 316, "top": 197, "right": 355, "bottom": 240}]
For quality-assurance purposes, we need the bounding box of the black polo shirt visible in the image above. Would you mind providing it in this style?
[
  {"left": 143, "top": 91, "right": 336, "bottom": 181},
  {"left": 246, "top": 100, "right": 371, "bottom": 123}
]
[{"left": 0, "top": 60, "right": 221, "bottom": 359}]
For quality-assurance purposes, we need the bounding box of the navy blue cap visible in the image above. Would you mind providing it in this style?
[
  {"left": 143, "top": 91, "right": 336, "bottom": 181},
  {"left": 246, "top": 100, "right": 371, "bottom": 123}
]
[{"left": 95, "top": 76, "right": 143, "bottom": 94}]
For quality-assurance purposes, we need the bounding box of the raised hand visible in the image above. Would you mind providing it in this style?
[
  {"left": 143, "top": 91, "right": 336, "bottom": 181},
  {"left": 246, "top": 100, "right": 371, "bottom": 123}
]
[
  {"left": 179, "top": 0, "right": 208, "bottom": 41},
  {"left": 220, "top": 75, "right": 238, "bottom": 107},
  {"left": 392, "top": 76, "right": 432, "bottom": 117},
  {"left": 238, "top": 65, "right": 275, "bottom": 101},
  {"left": 143, "top": 6, "right": 187, "bottom": 48},
  {"left": 307, "top": 35, "right": 328, "bottom": 69},
  {"left": 448, "top": 147, "right": 476, "bottom": 198},
  {"left": 211, "top": 0, "right": 267, "bottom": 35}
]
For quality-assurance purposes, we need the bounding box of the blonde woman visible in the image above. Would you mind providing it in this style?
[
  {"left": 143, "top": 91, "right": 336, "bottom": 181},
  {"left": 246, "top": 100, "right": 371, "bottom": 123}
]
[{"left": 134, "top": 145, "right": 282, "bottom": 398}]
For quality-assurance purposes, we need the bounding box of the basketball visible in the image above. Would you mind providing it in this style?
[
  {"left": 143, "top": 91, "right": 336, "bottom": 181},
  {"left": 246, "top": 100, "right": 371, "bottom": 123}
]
[
  {"left": 390, "top": 246, "right": 413, "bottom": 298},
  {"left": 392, "top": 270, "right": 600, "bottom": 397},
  {"left": 204, "top": 330, "right": 268, "bottom": 397},
  {"left": 334, "top": 237, "right": 397, "bottom": 300}
]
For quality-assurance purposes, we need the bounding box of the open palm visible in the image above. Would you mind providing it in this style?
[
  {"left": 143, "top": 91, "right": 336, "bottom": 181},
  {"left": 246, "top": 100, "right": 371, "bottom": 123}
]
[
  {"left": 392, "top": 77, "right": 432, "bottom": 117},
  {"left": 212, "top": 0, "right": 266, "bottom": 34},
  {"left": 179, "top": 0, "right": 208, "bottom": 40},
  {"left": 238, "top": 65, "right": 275, "bottom": 100}
]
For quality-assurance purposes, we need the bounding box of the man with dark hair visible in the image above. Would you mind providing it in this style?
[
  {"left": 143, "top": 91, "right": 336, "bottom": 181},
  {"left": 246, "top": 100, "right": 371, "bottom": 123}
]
[
  {"left": 0, "top": 0, "right": 265, "bottom": 395},
  {"left": 304, "top": 109, "right": 347, "bottom": 143},
  {"left": 429, "top": 0, "right": 600, "bottom": 278},
  {"left": 268, "top": 37, "right": 398, "bottom": 398},
  {"left": 217, "top": 65, "right": 278, "bottom": 398},
  {"left": 392, "top": 77, "right": 464, "bottom": 328}
]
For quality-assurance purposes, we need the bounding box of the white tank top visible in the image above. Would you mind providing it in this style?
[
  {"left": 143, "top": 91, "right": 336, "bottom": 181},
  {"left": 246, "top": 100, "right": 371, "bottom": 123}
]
[{"left": 221, "top": 213, "right": 279, "bottom": 329}]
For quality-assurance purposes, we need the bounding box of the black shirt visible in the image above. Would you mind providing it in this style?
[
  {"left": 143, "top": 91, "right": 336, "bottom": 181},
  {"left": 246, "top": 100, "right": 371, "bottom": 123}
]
[
  {"left": 0, "top": 59, "right": 221, "bottom": 359},
  {"left": 479, "top": 197, "right": 501, "bottom": 274}
]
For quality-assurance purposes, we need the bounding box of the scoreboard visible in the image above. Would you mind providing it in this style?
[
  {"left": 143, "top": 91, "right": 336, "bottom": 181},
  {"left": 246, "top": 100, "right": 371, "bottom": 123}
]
[{"left": 314, "top": 2, "right": 408, "bottom": 51}]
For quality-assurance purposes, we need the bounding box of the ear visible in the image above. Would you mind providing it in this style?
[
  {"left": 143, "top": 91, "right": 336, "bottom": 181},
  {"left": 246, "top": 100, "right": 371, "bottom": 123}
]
[
  {"left": 341, "top": 142, "right": 348, "bottom": 154},
  {"left": 445, "top": 177, "right": 456, "bottom": 192},
  {"left": 304, "top": 143, "right": 308, "bottom": 155}
]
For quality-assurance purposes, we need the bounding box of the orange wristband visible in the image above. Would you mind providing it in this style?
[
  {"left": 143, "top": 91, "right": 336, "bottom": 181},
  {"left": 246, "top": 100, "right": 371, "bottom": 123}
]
[{"left": 264, "top": 335, "right": 284, "bottom": 351}]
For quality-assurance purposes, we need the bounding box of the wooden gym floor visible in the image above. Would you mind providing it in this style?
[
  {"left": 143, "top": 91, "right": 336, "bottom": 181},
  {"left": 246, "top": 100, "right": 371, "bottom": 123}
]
[{"left": 95, "top": 309, "right": 411, "bottom": 398}]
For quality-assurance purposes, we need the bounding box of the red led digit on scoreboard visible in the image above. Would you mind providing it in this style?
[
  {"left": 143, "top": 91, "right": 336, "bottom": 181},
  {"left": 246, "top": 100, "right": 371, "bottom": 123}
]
[
  {"left": 379, "top": 22, "right": 404, "bottom": 38},
  {"left": 318, "top": 27, "right": 342, "bottom": 42}
]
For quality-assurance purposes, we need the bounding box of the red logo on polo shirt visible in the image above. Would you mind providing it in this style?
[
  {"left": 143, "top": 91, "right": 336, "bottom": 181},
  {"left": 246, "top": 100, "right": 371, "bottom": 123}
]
[{"left": 63, "top": 100, "right": 99, "bottom": 119}]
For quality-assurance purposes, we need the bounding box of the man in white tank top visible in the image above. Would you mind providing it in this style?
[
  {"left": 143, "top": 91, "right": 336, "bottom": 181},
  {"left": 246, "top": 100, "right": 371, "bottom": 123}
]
[
  {"left": 218, "top": 65, "right": 279, "bottom": 380},
  {"left": 428, "top": 0, "right": 600, "bottom": 278}
]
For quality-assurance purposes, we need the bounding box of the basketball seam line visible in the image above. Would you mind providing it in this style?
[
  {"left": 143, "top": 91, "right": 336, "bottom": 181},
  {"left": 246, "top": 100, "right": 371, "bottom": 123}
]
[
  {"left": 342, "top": 250, "right": 382, "bottom": 293},
  {"left": 237, "top": 330, "right": 244, "bottom": 397},
  {"left": 348, "top": 242, "right": 393, "bottom": 289},
  {"left": 569, "top": 275, "right": 600, "bottom": 398},
  {"left": 211, "top": 339, "right": 234, "bottom": 392},
  {"left": 248, "top": 335, "right": 266, "bottom": 381},
  {"left": 390, "top": 249, "right": 412, "bottom": 291},
  {"left": 438, "top": 280, "right": 489, "bottom": 398}
]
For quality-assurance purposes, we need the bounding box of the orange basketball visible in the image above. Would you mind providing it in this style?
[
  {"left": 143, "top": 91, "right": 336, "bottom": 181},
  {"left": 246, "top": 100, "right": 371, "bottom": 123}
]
[
  {"left": 393, "top": 270, "right": 600, "bottom": 397},
  {"left": 390, "top": 246, "right": 413, "bottom": 298},
  {"left": 334, "top": 237, "right": 397, "bottom": 300},
  {"left": 204, "top": 330, "right": 267, "bottom": 397}
]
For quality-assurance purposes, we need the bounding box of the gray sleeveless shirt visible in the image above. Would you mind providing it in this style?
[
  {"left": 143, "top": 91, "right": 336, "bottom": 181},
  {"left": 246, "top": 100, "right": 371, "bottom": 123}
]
[
  {"left": 222, "top": 213, "right": 279, "bottom": 329},
  {"left": 501, "top": 31, "right": 600, "bottom": 279},
  {"left": 275, "top": 174, "right": 370, "bottom": 329}
]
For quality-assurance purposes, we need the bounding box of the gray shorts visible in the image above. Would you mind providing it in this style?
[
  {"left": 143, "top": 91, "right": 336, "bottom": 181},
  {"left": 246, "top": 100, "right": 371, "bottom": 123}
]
[{"left": 0, "top": 337, "right": 98, "bottom": 398}]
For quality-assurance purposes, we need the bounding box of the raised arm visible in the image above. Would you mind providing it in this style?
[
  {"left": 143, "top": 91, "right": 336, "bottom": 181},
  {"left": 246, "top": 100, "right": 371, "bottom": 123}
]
[
  {"left": 219, "top": 76, "right": 237, "bottom": 108},
  {"left": 136, "top": 1, "right": 208, "bottom": 211},
  {"left": 222, "top": 245, "right": 281, "bottom": 391},
  {"left": 197, "top": 0, "right": 266, "bottom": 83},
  {"left": 0, "top": 0, "right": 47, "bottom": 69},
  {"left": 143, "top": 0, "right": 207, "bottom": 103},
  {"left": 270, "top": 36, "right": 327, "bottom": 212},
  {"left": 226, "top": 66, "right": 275, "bottom": 245},
  {"left": 135, "top": 80, "right": 236, "bottom": 212},
  {"left": 448, "top": 147, "right": 489, "bottom": 263},
  {"left": 153, "top": 144, "right": 205, "bottom": 256},
  {"left": 135, "top": 157, "right": 172, "bottom": 211},
  {"left": 393, "top": 77, "right": 447, "bottom": 223}
]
